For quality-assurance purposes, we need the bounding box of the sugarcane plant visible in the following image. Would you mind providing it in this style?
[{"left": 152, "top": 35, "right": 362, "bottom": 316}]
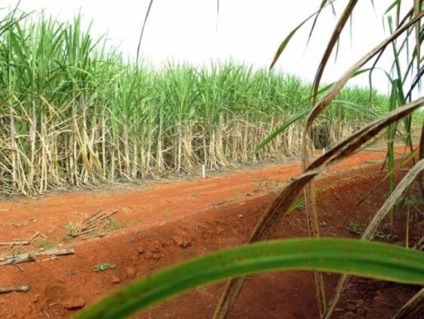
[{"left": 76, "top": 1, "right": 424, "bottom": 319}]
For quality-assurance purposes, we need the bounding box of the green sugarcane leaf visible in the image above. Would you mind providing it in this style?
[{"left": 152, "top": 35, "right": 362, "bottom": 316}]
[
  {"left": 76, "top": 238, "right": 424, "bottom": 319},
  {"left": 270, "top": 12, "right": 316, "bottom": 69},
  {"left": 255, "top": 107, "right": 310, "bottom": 152}
]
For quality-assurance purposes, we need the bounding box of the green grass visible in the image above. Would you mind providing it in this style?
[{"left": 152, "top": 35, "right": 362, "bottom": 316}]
[
  {"left": 93, "top": 263, "right": 116, "bottom": 272},
  {"left": 0, "top": 7, "right": 395, "bottom": 195}
]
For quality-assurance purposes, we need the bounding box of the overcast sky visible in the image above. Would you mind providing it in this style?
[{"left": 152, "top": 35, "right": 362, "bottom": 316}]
[{"left": 5, "top": 1, "right": 394, "bottom": 92}]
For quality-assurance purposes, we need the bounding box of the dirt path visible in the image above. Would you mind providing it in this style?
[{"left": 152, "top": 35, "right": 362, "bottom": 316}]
[{"left": 0, "top": 148, "right": 422, "bottom": 319}]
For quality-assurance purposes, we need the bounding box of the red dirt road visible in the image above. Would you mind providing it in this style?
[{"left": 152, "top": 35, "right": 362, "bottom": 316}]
[{"left": 0, "top": 148, "right": 422, "bottom": 319}]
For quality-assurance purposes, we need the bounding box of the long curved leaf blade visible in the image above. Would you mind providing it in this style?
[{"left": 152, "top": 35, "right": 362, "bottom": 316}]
[
  {"left": 75, "top": 238, "right": 424, "bottom": 319},
  {"left": 308, "top": 96, "right": 424, "bottom": 171},
  {"left": 136, "top": 0, "right": 155, "bottom": 65},
  {"left": 312, "top": 0, "right": 359, "bottom": 102},
  {"left": 270, "top": 11, "right": 317, "bottom": 69},
  {"left": 306, "top": 10, "right": 424, "bottom": 129},
  {"left": 255, "top": 67, "right": 373, "bottom": 152},
  {"left": 255, "top": 107, "right": 310, "bottom": 152},
  {"left": 324, "top": 158, "right": 424, "bottom": 318},
  {"left": 394, "top": 288, "right": 424, "bottom": 319}
]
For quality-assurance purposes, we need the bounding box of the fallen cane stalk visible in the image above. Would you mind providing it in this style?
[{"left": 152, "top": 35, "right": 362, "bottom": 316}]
[
  {"left": 0, "top": 285, "right": 29, "bottom": 294},
  {"left": 0, "top": 240, "right": 31, "bottom": 246},
  {"left": 0, "top": 248, "right": 75, "bottom": 265},
  {"left": 0, "top": 232, "right": 41, "bottom": 246}
]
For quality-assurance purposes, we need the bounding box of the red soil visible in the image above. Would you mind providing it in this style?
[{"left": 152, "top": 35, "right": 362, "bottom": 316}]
[{"left": 0, "top": 148, "right": 422, "bottom": 319}]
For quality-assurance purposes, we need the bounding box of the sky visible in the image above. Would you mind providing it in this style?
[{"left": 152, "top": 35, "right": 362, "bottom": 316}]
[{"left": 4, "top": 1, "right": 395, "bottom": 92}]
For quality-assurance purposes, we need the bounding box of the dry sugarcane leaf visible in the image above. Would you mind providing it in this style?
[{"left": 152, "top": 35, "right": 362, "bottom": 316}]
[
  {"left": 303, "top": 4, "right": 420, "bottom": 313},
  {"left": 414, "top": 0, "right": 421, "bottom": 72},
  {"left": 213, "top": 8, "right": 424, "bottom": 319},
  {"left": 349, "top": 147, "right": 418, "bottom": 215},
  {"left": 364, "top": 158, "right": 424, "bottom": 241},
  {"left": 307, "top": 97, "right": 424, "bottom": 172},
  {"left": 306, "top": 10, "right": 424, "bottom": 129},
  {"left": 212, "top": 170, "right": 319, "bottom": 319},
  {"left": 308, "top": 0, "right": 334, "bottom": 45},
  {"left": 312, "top": 0, "right": 359, "bottom": 102},
  {"left": 308, "top": 99, "right": 424, "bottom": 318},
  {"left": 301, "top": 12, "right": 424, "bottom": 265},
  {"left": 213, "top": 97, "right": 423, "bottom": 319},
  {"left": 418, "top": 120, "right": 424, "bottom": 200},
  {"left": 393, "top": 288, "right": 424, "bottom": 319},
  {"left": 324, "top": 158, "right": 424, "bottom": 318}
]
